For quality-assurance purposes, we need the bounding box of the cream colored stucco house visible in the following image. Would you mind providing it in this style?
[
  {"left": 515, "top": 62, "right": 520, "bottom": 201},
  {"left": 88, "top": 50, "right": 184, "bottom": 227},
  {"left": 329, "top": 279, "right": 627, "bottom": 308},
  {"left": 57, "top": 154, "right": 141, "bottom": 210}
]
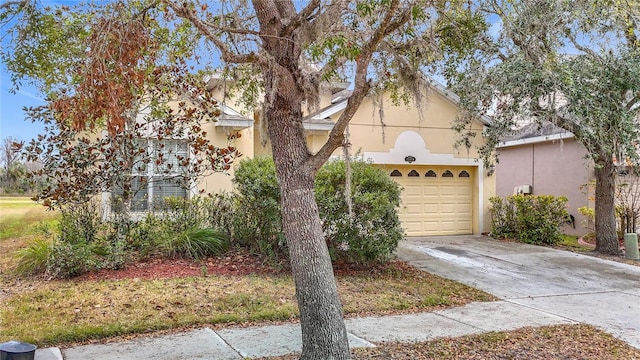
[{"left": 128, "top": 78, "right": 495, "bottom": 236}]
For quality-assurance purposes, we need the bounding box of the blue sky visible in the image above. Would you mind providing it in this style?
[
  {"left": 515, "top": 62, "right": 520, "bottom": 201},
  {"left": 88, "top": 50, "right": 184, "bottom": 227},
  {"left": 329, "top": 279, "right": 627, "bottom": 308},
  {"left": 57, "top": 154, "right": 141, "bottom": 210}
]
[
  {"left": 0, "top": 0, "right": 50, "bottom": 143},
  {"left": 0, "top": 67, "right": 46, "bottom": 142}
]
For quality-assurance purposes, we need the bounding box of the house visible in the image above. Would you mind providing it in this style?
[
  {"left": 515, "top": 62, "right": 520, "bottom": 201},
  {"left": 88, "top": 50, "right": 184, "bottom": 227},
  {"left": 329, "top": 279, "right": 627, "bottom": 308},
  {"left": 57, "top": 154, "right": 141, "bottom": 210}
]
[
  {"left": 496, "top": 122, "right": 640, "bottom": 236},
  {"left": 123, "top": 78, "right": 496, "bottom": 236},
  {"left": 495, "top": 123, "right": 593, "bottom": 235}
]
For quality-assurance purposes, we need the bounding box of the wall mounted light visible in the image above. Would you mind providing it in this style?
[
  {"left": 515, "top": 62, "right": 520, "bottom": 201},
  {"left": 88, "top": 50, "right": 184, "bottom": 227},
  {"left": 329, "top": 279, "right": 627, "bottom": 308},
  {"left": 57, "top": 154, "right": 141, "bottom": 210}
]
[
  {"left": 404, "top": 155, "right": 416, "bottom": 164},
  {"left": 487, "top": 165, "right": 495, "bottom": 177}
]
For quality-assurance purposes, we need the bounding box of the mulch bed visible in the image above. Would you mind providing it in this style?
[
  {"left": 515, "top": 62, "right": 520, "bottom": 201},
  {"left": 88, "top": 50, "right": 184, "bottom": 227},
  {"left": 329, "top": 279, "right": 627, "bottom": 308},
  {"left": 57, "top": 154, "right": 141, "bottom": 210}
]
[
  {"left": 75, "top": 251, "right": 282, "bottom": 281},
  {"left": 75, "top": 252, "right": 414, "bottom": 281}
]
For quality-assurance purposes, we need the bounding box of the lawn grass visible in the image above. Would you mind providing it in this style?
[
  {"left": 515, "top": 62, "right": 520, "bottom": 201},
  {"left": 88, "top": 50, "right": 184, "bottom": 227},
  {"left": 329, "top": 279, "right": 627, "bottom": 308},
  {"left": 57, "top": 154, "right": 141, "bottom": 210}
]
[
  {"left": 0, "top": 197, "right": 58, "bottom": 240},
  {"left": 0, "top": 197, "right": 498, "bottom": 347},
  {"left": 0, "top": 266, "right": 495, "bottom": 346},
  {"left": 557, "top": 234, "right": 594, "bottom": 252},
  {"left": 0, "top": 197, "right": 59, "bottom": 275}
]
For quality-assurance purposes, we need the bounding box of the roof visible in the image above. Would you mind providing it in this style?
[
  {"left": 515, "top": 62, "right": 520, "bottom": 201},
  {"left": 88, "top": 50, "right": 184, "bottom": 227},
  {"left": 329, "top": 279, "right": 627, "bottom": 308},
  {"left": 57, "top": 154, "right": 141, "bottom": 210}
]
[
  {"left": 497, "top": 122, "right": 574, "bottom": 148},
  {"left": 216, "top": 102, "right": 254, "bottom": 129},
  {"left": 304, "top": 77, "right": 492, "bottom": 127}
]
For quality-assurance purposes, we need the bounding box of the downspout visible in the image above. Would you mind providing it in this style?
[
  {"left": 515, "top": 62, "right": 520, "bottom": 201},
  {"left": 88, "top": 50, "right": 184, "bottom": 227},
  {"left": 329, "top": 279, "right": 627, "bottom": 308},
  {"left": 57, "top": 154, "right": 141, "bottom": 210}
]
[{"left": 531, "top": 143, "right": 535, "bottom": 192}]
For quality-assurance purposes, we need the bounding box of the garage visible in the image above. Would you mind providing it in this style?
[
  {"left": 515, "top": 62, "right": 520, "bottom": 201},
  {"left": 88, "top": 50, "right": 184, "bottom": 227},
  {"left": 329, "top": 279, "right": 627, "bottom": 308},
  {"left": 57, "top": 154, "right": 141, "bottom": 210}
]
[{"left": 387, "top": 165, "right": 473, "bottom": 236}]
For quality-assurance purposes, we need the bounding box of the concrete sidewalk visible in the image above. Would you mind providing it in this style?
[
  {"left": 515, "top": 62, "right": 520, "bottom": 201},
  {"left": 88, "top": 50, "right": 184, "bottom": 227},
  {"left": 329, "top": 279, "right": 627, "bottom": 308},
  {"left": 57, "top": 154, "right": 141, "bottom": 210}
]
[
  {"left": 33, "top": 235, "right": 640, "bottom": 359},
  {"left": 36, "top": 300, "right": 573, "bottom": 360}
]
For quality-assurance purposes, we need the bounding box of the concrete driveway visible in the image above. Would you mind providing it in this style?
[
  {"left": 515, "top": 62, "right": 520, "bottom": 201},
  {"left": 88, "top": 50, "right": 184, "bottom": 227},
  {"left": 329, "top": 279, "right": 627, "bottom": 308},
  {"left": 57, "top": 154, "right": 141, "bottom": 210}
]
[{"left": 397, "top": 235, "right": 640, "bottom": 349}]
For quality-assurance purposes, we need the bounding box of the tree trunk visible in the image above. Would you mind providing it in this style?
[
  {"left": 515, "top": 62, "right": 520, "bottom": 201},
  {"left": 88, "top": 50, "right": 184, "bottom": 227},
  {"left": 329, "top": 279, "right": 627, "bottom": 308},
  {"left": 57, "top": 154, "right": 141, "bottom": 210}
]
[
  {"left": 253, "top": 2, "right": 351, "bottom": 357},
  {"left": 594, "top": 156, "right": 620, "bottom": 255},
  {"left": 261, "top": 50, "right": 351, "bottom": 360},
  {"left": 266, "top": 102, "right": 351, "bottom": 360}
]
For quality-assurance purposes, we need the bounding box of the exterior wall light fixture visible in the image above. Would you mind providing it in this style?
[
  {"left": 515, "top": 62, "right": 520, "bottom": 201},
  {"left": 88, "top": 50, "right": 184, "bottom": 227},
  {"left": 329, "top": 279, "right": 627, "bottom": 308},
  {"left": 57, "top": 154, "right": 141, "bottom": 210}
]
[{"left": 404, "top": 155, "right": 416, "bottom": 164}]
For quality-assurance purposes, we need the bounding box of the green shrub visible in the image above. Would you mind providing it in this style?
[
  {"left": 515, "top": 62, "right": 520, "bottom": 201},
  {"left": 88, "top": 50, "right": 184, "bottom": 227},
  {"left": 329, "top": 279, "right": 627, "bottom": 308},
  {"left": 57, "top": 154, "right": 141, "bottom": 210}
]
[
  {"left": 159, "top": 227, "right": 228, "bottom": 260},
  {"left": 489, "top": 197, "right": 517, "bottom": 239},
  {"left": 204, "top": 192, "right": 236, "bottom": 238},
  {"left": 490, "top": 195, "right": 568, "bottom": 245},
  {"left": 158, "top": 196, "right": 209, "bottom": 233},
  {"left": 14, "top": 238, "right": 53, "bottom": 276},
  {"left": 57, "top": 201, "right": 104, "bottom": 244},
  {"left": 230, "top": 157, "right": 403, "bottom": 264},
  {"left": 125, "top": 213, "right": 166, "bottom": 258},
  {"left": 315, "top": 159, "right": 403, "bottom": 263},
  {"left": 14, "top": 195, "right": 237, "bottom": 278},
  {"left": 91, "top": 238, "right": 128, "bottom": 270},
  {"left": 42, "top": 202, "right": 104, "bottom": 278},
  {"left": 46, "top": 241, "right": 96, "bottom": 279},
  {"left": 231, "top": 157, "right": 286, "bottom": 258}
]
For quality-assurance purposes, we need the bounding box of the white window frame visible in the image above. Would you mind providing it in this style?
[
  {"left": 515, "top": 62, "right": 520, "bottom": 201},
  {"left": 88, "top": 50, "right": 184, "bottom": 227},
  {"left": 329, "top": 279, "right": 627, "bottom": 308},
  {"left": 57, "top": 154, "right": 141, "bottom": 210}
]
[
  {"left": 106, "top": 138, "right": 193, "bottom": 215},
  {"left": 132, "top": 138, "right": 191, "bottom": 212}
]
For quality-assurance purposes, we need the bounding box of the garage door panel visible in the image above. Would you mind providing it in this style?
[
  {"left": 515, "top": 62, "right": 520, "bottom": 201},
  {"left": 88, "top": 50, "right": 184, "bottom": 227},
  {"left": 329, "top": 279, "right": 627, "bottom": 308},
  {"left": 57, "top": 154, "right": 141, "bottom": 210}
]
[
  {"left": 440, "top": 203, "right": 456, "bottom": 214},
  {"left": 423, "top": 185, "right": 439, "bottom": 196},
  {"left": 405, "top": 204, "right": 423, "bottom": 215},
  {"left": 423, "top": 204, "right": 439, "bottom": 213},
  {"left": 457, "top": 221, "right": 472, "bottom": 231},
  {"left": 440, "top": 221, "right": 457, "bottom": 232},
  {"left": 403, "top": 220, "right": 423, "bottom": 233},
  {"left": 455, "top": 203, "right": 472, "bottom": 212},
  {"left": 423, "top": 221, "right": 440, "bottom": 232},
  {"left": 404, "top": 185, "right": 423, "bottom": 197},
  {"left": 390, "top": 165, "right": 474, "bottom": 236},
  {"left": 440, "top": 185, "right": 457, "bottom": 196}
]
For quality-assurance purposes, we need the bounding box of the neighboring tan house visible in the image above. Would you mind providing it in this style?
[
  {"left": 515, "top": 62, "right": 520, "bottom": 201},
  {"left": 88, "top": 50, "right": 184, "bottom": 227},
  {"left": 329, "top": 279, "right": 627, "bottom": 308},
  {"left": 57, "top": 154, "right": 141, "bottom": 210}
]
[{"left": 119, "top": 78, "right": 496, "bottom": 236}]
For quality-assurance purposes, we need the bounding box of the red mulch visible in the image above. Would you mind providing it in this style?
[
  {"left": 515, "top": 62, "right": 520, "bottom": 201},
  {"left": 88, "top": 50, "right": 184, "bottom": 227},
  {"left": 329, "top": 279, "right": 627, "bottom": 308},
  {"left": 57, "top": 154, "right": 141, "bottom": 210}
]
[
  {"left": 577, "top": 235, "right": 637, "bottom": 250},
  {"left": 76, "top": 251, "right": 284, "bottom": 281},
  {"left": 75, "top": 252, "right": 409, "bottom": 281}
]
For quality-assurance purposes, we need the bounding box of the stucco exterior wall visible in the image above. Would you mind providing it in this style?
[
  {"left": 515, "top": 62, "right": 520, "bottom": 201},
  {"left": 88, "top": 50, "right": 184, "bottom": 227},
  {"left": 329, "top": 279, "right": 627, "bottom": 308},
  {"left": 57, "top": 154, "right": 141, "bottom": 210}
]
[
  {"left": 345, "top": 91, "right": 494, "bottom": 234},
  {"left": 197, "top": 125, "right": 254, "bottom": 195},
  {"left": 346, "top": 91, "right": 484, "bottom": 155},
  {"left": 193, "top": 87, "right": 495, "bottom": 234},
  {"left": 496, "top": 138, "right": 592, "bottom": 235}
]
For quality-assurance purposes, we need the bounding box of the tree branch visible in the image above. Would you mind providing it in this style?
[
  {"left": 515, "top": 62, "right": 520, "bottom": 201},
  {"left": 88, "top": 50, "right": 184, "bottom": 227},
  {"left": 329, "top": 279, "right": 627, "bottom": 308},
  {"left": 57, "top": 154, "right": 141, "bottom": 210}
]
[
  {"left": 163, "top": 0, "right": 263, "bottom": 65},
  {"left": 283, "top": 0, "right": 320, "bottom": 36},
  {"left": 0, "top": 0, "right": 28, "bottom": 11},
  {"left": 565, "top": 30, "right": 600, "bottom": 58},
  {"left": 309, "top": 0, "right": 414, "bottom": 170},
  {"left": 308, "top": 67, "right": 370, "bottom": 171},
  {"left": 199, "top": 19, "right": 261, "bottom": 37}
]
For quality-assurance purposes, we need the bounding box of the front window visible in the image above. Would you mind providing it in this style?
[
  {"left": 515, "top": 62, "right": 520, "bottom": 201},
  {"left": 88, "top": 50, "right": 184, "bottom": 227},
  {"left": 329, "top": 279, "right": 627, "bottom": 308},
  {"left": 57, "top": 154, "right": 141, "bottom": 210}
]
[{"left": 112, "top": 139, "right": 190, "bottom": 212}]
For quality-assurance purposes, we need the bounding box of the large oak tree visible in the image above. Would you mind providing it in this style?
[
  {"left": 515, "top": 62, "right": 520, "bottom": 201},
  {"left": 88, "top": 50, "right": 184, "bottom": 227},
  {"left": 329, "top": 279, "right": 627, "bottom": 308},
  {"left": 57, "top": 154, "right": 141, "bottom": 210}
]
[
  {"left": 447, "top": 0, "right": 640, "bottom": 255},
  {"left": 2, "top": 0, "right": 483, "bottom": 358}
]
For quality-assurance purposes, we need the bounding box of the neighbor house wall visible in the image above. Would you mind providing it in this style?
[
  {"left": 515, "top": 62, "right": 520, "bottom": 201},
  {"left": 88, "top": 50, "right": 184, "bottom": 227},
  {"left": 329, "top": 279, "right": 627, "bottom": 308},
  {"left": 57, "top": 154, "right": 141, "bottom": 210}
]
[{"left": 496, "top": 138, "right": 592, "bottom": 235}]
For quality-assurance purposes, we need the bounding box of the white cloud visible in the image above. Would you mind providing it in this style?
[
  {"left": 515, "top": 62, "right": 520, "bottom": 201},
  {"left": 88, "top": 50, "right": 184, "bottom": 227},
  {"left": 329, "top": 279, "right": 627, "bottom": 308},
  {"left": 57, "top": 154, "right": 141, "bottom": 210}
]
[{"left": 16, "top": 90, "right": 45, "bottom": 102}]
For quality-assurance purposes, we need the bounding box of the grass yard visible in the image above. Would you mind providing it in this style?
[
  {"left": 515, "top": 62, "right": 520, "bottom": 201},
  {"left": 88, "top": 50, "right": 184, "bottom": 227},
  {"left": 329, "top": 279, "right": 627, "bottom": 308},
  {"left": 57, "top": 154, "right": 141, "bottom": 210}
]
[
  {"left": 557, "top": 234, "right": 595, "bottom": 252},
  {"left": 0, "top": 264, "right": 496, "bottom": 346},
  {"left": 0, "top": 197, "right": 496, "bottom": 347},
  {"left": 0, "top": 197, "right": 58, "bottom": 272},
  {"left": 0, "top": 197, "right": 58, "bottom": 239}
]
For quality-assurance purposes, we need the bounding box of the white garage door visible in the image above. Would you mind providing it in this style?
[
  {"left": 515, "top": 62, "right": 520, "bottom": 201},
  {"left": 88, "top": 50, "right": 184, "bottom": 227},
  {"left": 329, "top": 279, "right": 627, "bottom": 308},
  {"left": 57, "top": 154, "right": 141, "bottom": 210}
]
[{"left": 387, "top": 166, "right": 473, "bottom": 236}]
